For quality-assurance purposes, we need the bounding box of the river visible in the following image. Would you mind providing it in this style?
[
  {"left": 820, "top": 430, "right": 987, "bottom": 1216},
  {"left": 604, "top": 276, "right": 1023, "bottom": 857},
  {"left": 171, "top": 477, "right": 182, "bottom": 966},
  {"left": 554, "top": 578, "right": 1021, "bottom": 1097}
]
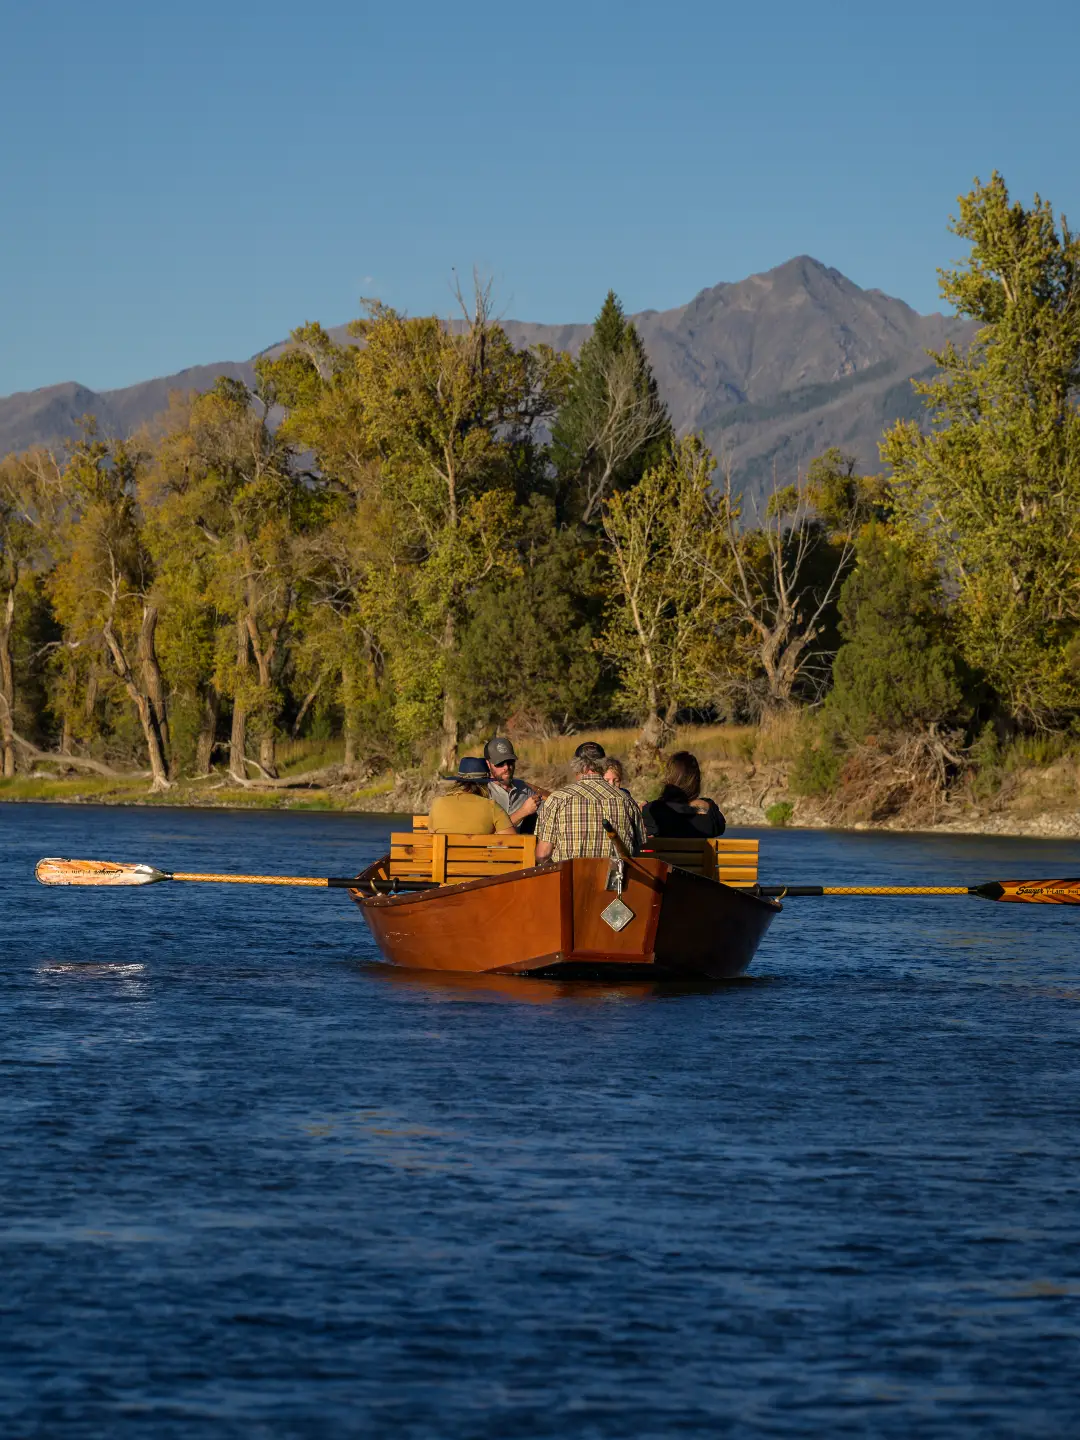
[{"left": 2, "top": 803, "right": 1079, "bottom": 1437}]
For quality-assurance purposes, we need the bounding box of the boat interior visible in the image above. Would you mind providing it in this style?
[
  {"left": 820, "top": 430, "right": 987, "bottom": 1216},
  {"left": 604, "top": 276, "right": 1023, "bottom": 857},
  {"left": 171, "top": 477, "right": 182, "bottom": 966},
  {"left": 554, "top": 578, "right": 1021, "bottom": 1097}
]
[{"left": 367, "top": 819, "right": 761, "bottom": 891}]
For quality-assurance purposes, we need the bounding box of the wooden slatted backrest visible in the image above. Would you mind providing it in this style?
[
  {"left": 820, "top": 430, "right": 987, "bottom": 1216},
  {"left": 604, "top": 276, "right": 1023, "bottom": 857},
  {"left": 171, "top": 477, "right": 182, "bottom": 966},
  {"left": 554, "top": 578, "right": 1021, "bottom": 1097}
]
[
  {"left": 641, "top": 836, "right": 758, "bottom": 886},
  {"left": 413, "top": 815, "right": 429, "bottom": 830},
  {"left": 389, "top": 831, "right": 536, "bottom": 884},
  {"left": 710, "top": 838, "right": 758, "bottom": 886}
]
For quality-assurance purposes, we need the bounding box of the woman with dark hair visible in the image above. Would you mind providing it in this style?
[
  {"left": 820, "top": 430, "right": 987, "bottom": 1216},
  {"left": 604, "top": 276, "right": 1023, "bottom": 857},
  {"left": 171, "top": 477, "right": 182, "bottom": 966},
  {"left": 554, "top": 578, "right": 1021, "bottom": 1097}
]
[{"left": 642, "top": 751, "right": 726, "bottom": 839}]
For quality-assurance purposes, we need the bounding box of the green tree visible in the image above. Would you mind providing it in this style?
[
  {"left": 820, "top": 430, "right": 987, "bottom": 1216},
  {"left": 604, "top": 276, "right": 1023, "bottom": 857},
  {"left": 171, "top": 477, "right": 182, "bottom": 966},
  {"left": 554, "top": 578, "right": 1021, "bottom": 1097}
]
[
  {"left": 600, "top": 436, "right": 731, "bottom": 751},
  {"left": 0, "top": 450, "right": 56, "bottom": 774},
  {"left": 827, "top": 524, "right": 973, "bottom": 740},
  {"left": 47, "top": 433, "right": 172, "bottom": 790},
  {"left": 453, "top": 499, "right": 605, "bottom": 735},
  {"left": 148, "top": 381, "right": 313, "bottom": 780},
  {"left": 883, "top": 173, "right": 1080, "bottom": 723},
  {"left": 793, "top": 525, "right": 979, "bottom": 808},
  {"left": 552, "top": 291, "right": 672, "bottom": 525},
  {"left": 261, "top": 289, "right": 568, "bottom": 768}
]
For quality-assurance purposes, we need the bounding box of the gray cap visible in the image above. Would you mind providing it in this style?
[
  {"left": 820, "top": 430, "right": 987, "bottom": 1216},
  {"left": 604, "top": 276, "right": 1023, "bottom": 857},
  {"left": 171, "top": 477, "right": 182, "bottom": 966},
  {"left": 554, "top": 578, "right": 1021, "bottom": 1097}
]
[{"left": 484, "top": 736, "right": 517, "bottom": 764}]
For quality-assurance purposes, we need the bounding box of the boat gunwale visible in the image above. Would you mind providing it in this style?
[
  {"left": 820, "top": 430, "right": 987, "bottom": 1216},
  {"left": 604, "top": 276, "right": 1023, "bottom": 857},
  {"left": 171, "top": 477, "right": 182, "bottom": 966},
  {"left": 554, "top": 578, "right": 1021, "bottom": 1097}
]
[{"left": 351, "top": 854, "right": 782, "bottom": 913}]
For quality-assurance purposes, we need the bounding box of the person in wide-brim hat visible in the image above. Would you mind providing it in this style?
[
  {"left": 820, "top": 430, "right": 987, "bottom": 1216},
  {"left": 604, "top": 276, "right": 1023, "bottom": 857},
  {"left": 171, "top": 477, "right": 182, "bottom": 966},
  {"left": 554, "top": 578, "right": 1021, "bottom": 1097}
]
[
  {"left": 439, "top": 757, "right": 492, "bottom": 783},
  {"left": 429, "top": 756, "right": 514, "bottom": 835}
]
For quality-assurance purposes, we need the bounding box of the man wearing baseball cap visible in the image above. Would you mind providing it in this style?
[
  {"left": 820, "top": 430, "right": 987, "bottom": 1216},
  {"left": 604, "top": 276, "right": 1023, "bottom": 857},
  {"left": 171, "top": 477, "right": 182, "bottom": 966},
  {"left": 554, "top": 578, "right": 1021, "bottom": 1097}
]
[{"left": 484, "top": 736, "right": 541, "bottom": 834}]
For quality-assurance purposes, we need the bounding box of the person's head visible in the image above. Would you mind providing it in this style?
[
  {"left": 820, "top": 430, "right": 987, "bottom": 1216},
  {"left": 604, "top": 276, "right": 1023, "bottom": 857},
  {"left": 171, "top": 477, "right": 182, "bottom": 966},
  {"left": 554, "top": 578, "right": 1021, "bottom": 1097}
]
[
  {"left": 446, "top": 756, "right": 491, "bottom": 796},
  {"left": 484, "top": 735, "right": 517, "bottom": 783},
  {"left": 571, "top": 740, "right": 607, "bottom": 779},
  {"left": 664, "top": 750, "right": 701, "bottom": 802},
  {"left": 603, "top": 757, "right": 624, "bottom": 787}
]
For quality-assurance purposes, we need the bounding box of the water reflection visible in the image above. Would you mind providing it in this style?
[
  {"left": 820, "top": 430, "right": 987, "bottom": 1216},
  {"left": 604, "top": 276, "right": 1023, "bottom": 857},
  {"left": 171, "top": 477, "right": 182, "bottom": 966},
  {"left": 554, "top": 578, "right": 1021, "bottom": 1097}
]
[{"left": 353, "top": 959, "right": 761, "bottom": 1004}]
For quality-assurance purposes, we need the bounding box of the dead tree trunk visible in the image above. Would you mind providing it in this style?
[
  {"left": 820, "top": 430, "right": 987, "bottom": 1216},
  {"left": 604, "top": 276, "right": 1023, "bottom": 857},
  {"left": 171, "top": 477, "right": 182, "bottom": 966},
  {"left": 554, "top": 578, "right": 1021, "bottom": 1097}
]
[
  {"left": 138, "top": 602, "right": 170, "bottom": 766},
  {"left": 101, "top": 617, "right": 171, "bottom": 792},
  {"left": 0, "top": 586, "right": 16, "bottom": 777},
  {"left": 342, "top": 661, "right": 357, "bottom": 774},
  {"left": 230, "top": 612, "right": 249, "bottom": 782},
  {"left": 244, "top": 599, "right": 284, "bottom": 779},
  {"left": 195, "top": 685, "right": 220, "bottom": 775},
  {"left": 439, "top": 613, "right": 458, "bottom": 772}
]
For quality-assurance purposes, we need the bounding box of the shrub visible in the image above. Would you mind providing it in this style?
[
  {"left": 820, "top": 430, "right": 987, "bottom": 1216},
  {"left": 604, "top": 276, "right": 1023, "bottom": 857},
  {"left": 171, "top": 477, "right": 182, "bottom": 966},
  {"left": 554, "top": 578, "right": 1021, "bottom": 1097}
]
[
  {"left": 791, "top": 731, "right": 844, "bottom": 797},
  {"left": 765, "top": 800, "right": 794, "bottom": 827}
]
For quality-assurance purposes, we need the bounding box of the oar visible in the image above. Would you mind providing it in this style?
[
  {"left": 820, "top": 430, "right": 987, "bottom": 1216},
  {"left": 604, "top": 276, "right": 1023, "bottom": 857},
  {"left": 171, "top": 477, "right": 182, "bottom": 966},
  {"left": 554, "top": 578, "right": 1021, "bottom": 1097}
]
[
  {"left": 34, "top": 857, "right": 429, "bottom": 894},
  {"left": 755, "top": 879, "right": 1080, "bottom": 905},
  {"left": 609, "top": 825, "right": 1080, "bottom": 905}
]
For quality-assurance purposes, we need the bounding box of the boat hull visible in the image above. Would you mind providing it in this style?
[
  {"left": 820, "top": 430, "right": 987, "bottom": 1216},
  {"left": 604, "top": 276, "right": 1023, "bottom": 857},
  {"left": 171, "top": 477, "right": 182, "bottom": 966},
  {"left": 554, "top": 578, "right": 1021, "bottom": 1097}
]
[{"left": 350, "top": 855, "right": 778, "bottom": 980}]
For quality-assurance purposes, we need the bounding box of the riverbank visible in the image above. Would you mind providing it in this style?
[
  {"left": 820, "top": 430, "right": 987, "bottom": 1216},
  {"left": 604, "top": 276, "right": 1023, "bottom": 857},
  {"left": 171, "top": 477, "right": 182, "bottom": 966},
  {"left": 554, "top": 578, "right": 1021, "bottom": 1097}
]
[{"left": 5, "top": 722, "right": 1080, "bottom": 839}]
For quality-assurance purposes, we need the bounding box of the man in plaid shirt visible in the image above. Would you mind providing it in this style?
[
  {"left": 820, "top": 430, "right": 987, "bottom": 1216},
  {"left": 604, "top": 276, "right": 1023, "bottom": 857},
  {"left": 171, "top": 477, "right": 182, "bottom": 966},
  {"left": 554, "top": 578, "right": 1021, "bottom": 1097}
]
[{"left": 534, "top": 742, "right": 646, "bottom": 865}]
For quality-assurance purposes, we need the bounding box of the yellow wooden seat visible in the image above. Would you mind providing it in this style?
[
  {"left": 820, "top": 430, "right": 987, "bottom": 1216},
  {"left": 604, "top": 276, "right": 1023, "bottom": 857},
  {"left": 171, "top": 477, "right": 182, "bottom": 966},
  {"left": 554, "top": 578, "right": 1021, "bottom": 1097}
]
[
  {"left": 389, "top": 831, "right": 537, "bottom": 884},
  {"left": 404, "top": 821, "right": 758, "bottom": 886},
  {"left": 641, "top": 836, "right": 759, "bottom": 887}
]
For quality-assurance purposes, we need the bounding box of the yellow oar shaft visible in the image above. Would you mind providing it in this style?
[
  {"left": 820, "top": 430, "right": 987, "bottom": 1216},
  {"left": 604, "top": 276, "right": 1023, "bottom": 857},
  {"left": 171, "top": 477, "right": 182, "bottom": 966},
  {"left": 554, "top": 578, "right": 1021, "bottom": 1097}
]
[
  {"left": 171, "top": 872, "right": 330, "bottom": 887},
  {"left": 821, "top": 885, "right": 969, "bottom": 897}
]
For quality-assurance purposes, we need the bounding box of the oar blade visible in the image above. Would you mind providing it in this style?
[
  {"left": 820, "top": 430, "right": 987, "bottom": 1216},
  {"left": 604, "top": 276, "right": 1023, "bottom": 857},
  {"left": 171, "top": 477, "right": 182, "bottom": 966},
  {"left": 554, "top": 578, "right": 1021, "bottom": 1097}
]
[
  {"left": 974, "top": 878, "right": 1080, "bottom": 905},
  {"left": 35, "top": 857, "right": 167, "bottom": 888}
]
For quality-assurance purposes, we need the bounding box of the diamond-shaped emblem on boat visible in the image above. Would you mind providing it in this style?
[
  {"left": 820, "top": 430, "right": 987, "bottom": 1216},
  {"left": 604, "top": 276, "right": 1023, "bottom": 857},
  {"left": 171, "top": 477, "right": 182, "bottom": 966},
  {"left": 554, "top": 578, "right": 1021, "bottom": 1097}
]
[{"left": 600, "top": 896, "right": 634, "bottom": 932}]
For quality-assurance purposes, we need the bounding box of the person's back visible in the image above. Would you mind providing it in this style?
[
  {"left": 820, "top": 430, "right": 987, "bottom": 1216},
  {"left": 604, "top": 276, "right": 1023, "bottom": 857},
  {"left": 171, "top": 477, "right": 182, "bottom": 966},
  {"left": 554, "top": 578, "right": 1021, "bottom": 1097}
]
[
  {"left": 429, "top": 758, "right": 515, "bottom": 835},
  {"left": 642, "top": 751, "right": 725, "bottom": 840},
  {"left": 535, "top": 742, "right": 645, "bottom": 865}
]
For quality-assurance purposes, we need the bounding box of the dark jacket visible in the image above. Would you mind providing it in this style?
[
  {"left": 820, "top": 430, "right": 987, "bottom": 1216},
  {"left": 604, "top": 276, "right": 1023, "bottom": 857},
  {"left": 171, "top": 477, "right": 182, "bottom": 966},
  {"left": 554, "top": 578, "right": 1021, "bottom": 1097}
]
[{"left": 642, "top": 785, "right": 726, "bottom": 839}]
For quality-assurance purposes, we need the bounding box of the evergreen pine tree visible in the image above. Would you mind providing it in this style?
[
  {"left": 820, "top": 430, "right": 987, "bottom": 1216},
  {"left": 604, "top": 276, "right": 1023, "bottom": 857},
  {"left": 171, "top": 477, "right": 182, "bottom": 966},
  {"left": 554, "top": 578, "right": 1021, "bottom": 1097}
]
[
  {"left": 551, "top": 291, "right": 672, "bottom": 525},
  {"left": 827, "top": 525, "right": 974, "bottom": 741}
]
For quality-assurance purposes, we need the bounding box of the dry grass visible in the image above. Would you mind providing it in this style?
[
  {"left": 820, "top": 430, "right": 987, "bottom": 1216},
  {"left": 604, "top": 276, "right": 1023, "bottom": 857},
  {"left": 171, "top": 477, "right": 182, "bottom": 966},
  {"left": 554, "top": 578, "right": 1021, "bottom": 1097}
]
[
  {"left": 481, "top": 716, "right": 804, "bottom": 773},
  {"left": 216, "top": 719, "right": 806, "bottom": 784},
  {"left": 0, "top": 718, "right": 806, "bottom": 814},
  {"left": 274, "top": 737, "right": 347, "bottom": 775}
]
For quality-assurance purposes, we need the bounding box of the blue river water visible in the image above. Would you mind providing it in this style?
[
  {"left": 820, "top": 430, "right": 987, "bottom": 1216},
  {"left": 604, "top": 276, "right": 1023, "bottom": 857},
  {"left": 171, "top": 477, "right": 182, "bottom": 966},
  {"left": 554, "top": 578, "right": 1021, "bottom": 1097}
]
[{"left": 2, "top": 801, "right": 1079, "bottom": 1437}]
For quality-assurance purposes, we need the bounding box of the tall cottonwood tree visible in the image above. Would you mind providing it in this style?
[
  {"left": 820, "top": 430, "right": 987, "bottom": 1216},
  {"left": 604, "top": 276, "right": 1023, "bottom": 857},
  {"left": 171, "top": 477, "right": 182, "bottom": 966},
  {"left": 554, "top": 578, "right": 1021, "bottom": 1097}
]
[
  {"left": 149, "top": 381, "right": 312, "bottom": 780},
  {"left": 600, "top": 436, "right": 731, "bottom": 752},
  {"left": 263, "top": 290, "right": 569, "bottom": 768},
  {"left": 699, "top": 462, "right": 865, "bottom": 715},
  {"left": 47, "top": 435, "right": 172, "bottom": 789},
  {"left": 884, "top": 173, "right": 1080, "bottom": 723}
]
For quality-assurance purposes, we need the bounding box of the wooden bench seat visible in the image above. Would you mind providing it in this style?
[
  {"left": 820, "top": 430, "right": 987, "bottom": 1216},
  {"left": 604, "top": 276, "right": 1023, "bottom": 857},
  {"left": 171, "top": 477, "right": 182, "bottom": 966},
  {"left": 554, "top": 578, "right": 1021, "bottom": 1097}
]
[
  {"left": 641, "top": 836, "right": 759, "bottom": 886},
  {"left": 389, "top": 831, "right": 536, "bottom": 884},
  {"left": 402, "top": 822, "right": 758, "bottom": 888}
]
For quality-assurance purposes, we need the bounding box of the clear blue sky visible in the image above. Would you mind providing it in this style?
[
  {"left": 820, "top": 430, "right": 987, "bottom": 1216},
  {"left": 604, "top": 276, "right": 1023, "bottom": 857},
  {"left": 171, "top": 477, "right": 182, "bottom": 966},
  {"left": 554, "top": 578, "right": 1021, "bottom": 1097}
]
[{"left": 1, "top": 0, "right": 1077, "bottom": 397}]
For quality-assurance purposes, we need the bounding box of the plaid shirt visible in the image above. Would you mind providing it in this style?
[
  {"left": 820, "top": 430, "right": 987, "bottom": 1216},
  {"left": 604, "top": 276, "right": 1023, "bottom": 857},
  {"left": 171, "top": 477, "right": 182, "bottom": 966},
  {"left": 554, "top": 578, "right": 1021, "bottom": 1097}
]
[{"left": 535, "top": 776, "right": 646, "bottom": 864}]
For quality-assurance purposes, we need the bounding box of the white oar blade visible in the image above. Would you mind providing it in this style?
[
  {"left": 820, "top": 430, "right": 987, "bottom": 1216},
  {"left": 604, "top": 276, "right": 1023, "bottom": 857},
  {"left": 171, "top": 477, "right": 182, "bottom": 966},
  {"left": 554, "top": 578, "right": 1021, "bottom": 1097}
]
[{"left": 35, "top": 857, "right": 167, "bottom": 888}]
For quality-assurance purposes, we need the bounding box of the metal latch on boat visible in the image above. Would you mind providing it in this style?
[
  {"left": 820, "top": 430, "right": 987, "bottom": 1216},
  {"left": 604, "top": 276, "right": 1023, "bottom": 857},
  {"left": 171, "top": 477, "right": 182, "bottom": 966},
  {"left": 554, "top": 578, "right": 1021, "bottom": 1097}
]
[{"left": 601, "top": 853, "right": 634, "bottom": 932}]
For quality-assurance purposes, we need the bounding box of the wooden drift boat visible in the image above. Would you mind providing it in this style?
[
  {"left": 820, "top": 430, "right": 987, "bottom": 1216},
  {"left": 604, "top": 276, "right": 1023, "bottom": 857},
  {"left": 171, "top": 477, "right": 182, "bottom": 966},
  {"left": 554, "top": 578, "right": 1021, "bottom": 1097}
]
[{"left": 349, "top": 828, "right": 779, "bottom": 980}]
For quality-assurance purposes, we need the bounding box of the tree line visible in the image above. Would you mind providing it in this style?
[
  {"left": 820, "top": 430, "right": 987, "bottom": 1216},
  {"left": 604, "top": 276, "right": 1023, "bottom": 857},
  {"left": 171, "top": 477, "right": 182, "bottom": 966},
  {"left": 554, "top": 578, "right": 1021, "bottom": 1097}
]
[{"left": 1, "top": 175, "right": 1078, "bottom": 802}]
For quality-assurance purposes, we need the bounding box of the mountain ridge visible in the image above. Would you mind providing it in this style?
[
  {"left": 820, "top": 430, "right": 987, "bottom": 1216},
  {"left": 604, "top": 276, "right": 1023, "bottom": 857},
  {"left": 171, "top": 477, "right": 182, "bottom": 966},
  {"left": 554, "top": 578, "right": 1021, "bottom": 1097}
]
[{"left": 0, "top": 257, "right": 969, "bottom": 494}]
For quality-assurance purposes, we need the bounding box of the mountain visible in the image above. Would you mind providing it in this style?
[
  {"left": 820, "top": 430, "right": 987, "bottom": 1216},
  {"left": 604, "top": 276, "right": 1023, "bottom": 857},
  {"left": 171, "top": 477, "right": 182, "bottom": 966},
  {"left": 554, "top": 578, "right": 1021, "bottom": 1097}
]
[{"left": 0, "top": 258, "right": 969, "bottom": 497}]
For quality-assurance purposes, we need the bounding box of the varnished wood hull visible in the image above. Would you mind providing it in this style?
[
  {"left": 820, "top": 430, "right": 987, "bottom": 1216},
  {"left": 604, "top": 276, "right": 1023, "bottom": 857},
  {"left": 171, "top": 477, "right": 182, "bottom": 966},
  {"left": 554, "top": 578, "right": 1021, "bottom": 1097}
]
[{"left": 349, "top": 855, "right": 778, "bottom": 981}]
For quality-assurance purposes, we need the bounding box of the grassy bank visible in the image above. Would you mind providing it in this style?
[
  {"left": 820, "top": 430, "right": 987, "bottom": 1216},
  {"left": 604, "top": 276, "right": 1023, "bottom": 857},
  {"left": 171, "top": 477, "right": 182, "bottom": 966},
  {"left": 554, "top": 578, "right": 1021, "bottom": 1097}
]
[{"left": 5, "top": 720, "right": 1080, "bottom": 838}]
